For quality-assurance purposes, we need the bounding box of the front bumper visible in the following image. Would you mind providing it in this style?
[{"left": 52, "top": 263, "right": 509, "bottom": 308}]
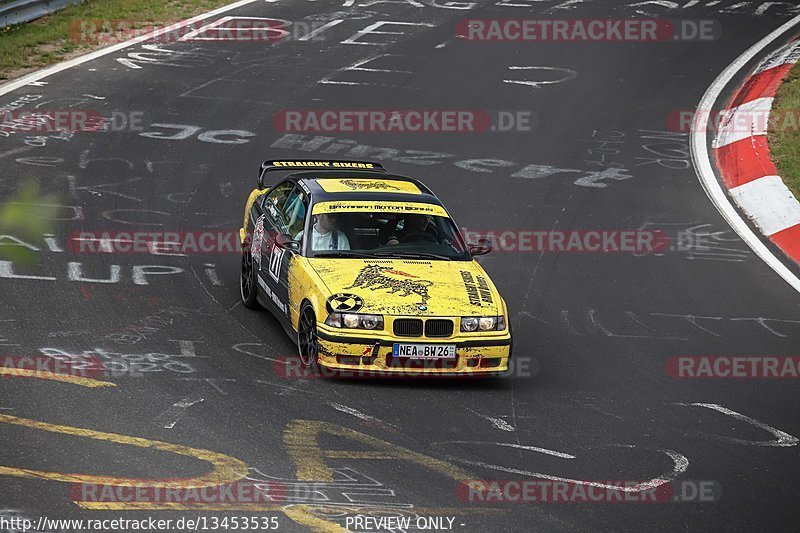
[{"left": 315, "top": 326, "right": 512, "bottom": 376}]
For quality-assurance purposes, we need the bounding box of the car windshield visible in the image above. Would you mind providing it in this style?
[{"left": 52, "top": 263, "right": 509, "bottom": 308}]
[{"left": 301, "top": 205, "right": 471, "bottom": 261}]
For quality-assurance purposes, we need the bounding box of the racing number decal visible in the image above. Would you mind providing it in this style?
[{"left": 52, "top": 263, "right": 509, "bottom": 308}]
[{"left": 268, "top": 244, "right": 285, "bottom": 283}]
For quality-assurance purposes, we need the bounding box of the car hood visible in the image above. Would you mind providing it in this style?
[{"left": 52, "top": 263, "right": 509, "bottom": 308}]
[{"left": 307, "top": 258, "right": 502, "bottom": 316}]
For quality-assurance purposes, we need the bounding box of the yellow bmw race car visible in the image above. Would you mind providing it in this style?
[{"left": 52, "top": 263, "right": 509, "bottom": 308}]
[{"left": 239, "top": 160, "right": 511, "bottom": 376}]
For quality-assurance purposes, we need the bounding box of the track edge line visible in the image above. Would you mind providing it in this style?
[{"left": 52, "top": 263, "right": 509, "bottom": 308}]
[{"left": 0, "top": 0, "right": 259, "bottom": 98}]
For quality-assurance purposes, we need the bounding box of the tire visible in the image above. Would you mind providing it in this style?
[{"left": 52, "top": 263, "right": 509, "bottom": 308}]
[
  {"left": 240, "top": 247, "right": 262, "bottom": 309},
  {"left": 297, "top": 304, "right": 320, "bottom": 370}
]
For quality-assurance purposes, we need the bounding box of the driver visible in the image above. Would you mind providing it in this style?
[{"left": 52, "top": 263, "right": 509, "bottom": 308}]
[
  {"left": 384, "top": 214, "right": 435, "bottom": 245},
  {"left": 295, "top": 213, "right": 351, "bottom": 251}
]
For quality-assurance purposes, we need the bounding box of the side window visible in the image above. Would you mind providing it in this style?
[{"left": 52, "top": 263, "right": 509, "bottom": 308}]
[
  {"left": 263, "top": 181, "right": 294, "bottom": 232},
  {"left": 283, "top": 186, "right": 308, "bottom": 239}
]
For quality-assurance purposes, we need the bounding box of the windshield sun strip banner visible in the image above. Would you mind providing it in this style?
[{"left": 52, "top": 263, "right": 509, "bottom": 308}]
[{"left": 312, "top": 201, "right": 449, "bottom": 217}]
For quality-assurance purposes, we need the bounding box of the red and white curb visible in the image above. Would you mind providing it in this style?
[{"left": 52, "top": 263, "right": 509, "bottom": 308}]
[{"left": 712, "top": 39, "right": 800, "bottom": 265}]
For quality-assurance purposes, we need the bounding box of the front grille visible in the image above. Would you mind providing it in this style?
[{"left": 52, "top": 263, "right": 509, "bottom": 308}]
[
  {"left": 393, "top": 319, "right": 423, "bottom": 337},
  {"left": 425, "top": 319, "right": 454, "bottom": 337}
]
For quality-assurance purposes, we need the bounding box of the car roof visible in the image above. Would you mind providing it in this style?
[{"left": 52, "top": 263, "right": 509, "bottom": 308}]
[{"left": 287, "top": 170, "right": 445, "bottom": 205}]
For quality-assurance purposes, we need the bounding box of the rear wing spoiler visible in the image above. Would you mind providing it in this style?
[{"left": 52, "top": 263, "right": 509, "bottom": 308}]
[{"left": 258, "top": 160, "right": 387, "bottom": 189}]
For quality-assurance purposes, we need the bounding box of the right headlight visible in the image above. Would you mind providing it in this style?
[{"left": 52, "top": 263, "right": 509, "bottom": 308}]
[
  {"left": 326, "top": 312, "right": 384, "bottom": 330},
  {"left": 461, "top": 316, "right": 506, "bottom": 332}
]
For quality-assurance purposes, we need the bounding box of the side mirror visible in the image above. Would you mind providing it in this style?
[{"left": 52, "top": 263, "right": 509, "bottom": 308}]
[
  {"left": 468, "top": 237, "right": 492, "bottom": 256},
  {"left": 276, "top": 233, "right": 301, "bottom": 252}
]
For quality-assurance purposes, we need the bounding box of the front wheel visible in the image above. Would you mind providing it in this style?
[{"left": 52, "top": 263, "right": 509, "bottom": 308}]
[
  {"left": 297, "top": 304, "right": 319, "bottom": 369},
  {"left": 240, "top": 249, "right": 261, "bottom": 309}
]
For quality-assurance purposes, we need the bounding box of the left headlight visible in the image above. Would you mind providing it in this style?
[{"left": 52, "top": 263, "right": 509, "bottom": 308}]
[
  {"left": 325, "top": 312, "right": 384, "bottom": 330},
  {"left": 461, "top": 316, "right": 506, "bottom": 332}
]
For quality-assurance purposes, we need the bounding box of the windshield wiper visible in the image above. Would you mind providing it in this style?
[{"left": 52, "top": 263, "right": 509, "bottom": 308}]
[
  {"left": 372, "top": 251, "right": 452, "bottom": 261},
  {"left": 313, "top": 251, "right": 375, "bottom": 258}
]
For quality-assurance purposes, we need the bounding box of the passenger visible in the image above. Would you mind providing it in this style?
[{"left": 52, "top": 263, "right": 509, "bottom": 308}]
[{"left": 296, "top": 213, "right": 351, "bottom": 251}]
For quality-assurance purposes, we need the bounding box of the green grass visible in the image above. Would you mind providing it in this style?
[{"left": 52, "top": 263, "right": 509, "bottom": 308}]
[
  {"left": 769, "top": 62, "right": 800, "bottom": 200},
  {"left": 0, "top": 0, "right": 235, "bottom": 80}
]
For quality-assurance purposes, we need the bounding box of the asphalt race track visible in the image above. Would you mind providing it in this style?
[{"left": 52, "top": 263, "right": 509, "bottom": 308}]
[{"left": 2, "top": 0, "right": 800, "bottom": 531}]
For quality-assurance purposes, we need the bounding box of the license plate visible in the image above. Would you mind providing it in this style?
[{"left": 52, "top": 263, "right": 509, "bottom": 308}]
[{"left": 392, "top": 343, "right": 456, "bottom": 359}]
